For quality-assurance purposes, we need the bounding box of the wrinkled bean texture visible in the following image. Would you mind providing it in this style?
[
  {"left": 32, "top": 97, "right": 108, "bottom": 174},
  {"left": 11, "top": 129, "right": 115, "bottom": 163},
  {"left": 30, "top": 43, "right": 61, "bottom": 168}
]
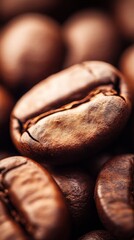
[
  {"left": 52, "top": 167, "right": 94, "bottom": 235},
  {"left": 0, "top": 156, "right": 70, "bottom": 240},
  {"left": 95, "top": 154, "right": 134, "bottom": 240},
  {"left": 11, "top": 61, "right": 131, "bottom": 164}
]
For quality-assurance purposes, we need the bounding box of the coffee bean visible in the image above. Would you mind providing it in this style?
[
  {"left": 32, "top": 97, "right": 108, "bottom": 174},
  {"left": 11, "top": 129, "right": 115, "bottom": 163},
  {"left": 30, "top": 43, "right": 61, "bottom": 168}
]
[
  {"left": 0, "top": 1, "right": 134, "bottom": 238},
  {"left": 0, "top": 14, "right": 64, "bottom": 95},
  {"left": 63, "top": 10, "right": 120, "bottom": 67},
  {"left": 11, "top": 61, "right": 131, "bottom": 164},
  {"left": 51, "top": 167, "right": 95, "bottom": 235},
  {"left": 0, "top": 156, "right": 71, "bottom": 240},
  {"left": 95, "top": 154, "right": 134, "bottom": 240},
  {"left": 0, "top": 201, "right": 27, "bottom": 240}
]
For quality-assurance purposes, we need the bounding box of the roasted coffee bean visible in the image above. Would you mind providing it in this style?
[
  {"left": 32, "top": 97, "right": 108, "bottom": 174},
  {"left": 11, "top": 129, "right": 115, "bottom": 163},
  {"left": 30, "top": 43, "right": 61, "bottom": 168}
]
[
  {"left": 11, "top": 61, "right": 131, "bottom": 164},
  {"left": 119, "top": 45, "right": 134, "bottom": 105},
  {"left": 0, "top": 85, "right": 14, "bottom": 144},
  {"left": 51, "top": 167, "right": 95, "bottom": 235},
  {"left": 1, "top": 1, "right": 134, "bottom": 238},
  {"left": 79, "top": 230, "right": 115, "bottom": 240},
  {"left": 95, "top": 154, "right": 134, "bottom": 240},
  {"left": 63, "top": 10, "right": 120, "bottom": 68},
  {"left": 0, "top": 14, "right": 64, "bottom": 95},
  {"left": 0, "top": 156, "right": 70, "bottom": 240}
]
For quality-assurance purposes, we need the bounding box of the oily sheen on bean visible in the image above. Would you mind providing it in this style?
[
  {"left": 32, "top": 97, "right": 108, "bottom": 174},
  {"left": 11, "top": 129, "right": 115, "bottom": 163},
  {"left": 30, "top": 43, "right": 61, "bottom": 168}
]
[
  {"left": 0, "top": 156, "right": 70, "bottom": 240},
  {"left": 11, "top": 61, "right": 131, "bottom": 164},
  {"left": 95, "top": 154, "right": 134, "bottom": 240}
]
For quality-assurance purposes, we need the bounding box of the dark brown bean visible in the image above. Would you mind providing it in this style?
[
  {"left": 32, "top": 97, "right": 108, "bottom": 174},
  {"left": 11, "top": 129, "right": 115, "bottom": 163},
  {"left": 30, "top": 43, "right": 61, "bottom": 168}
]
[
  {"left": 0, "top": 156, "right": 71, "bottom": 240},
  {"left": 0, "top": 14, "right": 64, "bottom": 95},
  {"left": 10, "top": 61, "right": 131, "bottom": 164},
  {"left": 51, "top": 167, "right": 95, "bottom": 235},
  {"left": 95, "top": 154, "right": 134, "bottom": 240},
  {"left": 63, "top": 10, "right": 120, "bottom": 68}
]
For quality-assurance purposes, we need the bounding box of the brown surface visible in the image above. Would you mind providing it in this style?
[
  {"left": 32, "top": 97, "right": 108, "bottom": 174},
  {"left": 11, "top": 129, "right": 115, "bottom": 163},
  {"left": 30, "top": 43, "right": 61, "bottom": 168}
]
[
  {"left": 10, "top": 61, "right": 131, "bottom": 164},
  {"left": 63, "top": 10, "right": 120, "bottom": 68},
  {"left": 95, "top": 154, "right": 134, "bottom": 239},
  {"left": 0, "top": 156, "right": 70, "bottom": 240},
  {"left": 0, "top": 14, "right": 64, "bottom": 94},
  {"left": 52, "top": 167, "right": 94, "bottom": 234}
]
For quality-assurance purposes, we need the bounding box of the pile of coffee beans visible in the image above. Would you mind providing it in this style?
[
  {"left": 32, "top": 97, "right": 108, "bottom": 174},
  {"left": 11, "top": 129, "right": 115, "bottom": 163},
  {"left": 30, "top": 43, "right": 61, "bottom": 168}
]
[{"left": 0, "top": 1, "right": 134, "bottom": 239}]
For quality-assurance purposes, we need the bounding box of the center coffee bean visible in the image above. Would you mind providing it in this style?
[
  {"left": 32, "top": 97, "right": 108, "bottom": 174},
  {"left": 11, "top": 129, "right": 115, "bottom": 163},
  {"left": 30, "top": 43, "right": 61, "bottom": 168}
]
[
  {"left": 11, "top": 61, "right": 131, "bottom": 164},
  {"left": 0, "top": 156, "right": 70, "bottom": 240}
]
